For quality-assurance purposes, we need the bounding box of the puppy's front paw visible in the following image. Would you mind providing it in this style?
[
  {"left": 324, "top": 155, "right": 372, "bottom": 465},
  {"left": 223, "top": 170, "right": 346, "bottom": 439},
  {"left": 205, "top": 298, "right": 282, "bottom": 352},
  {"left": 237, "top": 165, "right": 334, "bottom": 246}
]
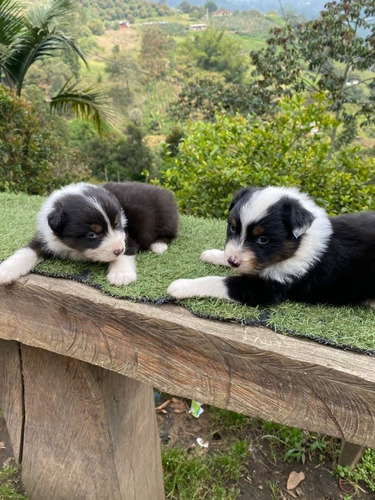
[
  {"left": 0, "top": 265, "right": 19, "bottom": 284},
  {"left": 167, "top": 279, "right": 196, "bottom": 299},
  {"left": 150, "top": 242, "right": 168, "bottom": 254},
  {"left": 200, "top": 249, "right": 227, "bottom": 266},
  {"left": 0, "top": 248, "right": 41, "bottom": 285},
  {"left": 168, "top": 276, "right": 230, "bottom": 301},
  {"left": 107, "top": 270, "right": 137, "bottom": 286}
]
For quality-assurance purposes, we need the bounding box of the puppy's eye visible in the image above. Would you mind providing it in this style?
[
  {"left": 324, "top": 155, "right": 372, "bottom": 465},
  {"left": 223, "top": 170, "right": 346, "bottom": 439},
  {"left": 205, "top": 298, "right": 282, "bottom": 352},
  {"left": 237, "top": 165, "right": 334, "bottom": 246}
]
[
  {"left": 87, "top": 231, "right": 98, "bottom": 239},
  {"left": 229, "top": 224, "right": 236, "bottom": 234},
  {"left": 256, "top": 236, "right": 269, "bottom": 245}
]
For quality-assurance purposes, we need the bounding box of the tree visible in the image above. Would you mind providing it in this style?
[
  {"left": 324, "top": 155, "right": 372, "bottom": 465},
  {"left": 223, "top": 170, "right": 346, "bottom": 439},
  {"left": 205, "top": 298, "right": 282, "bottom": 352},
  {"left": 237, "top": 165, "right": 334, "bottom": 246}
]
[
  {"left": 164, "top": 125, "right": 184, "bottom": 157},
  {"left": 171, "top": 73, "right": 251, "bottom": 121},
  {"left": 105, "top": 50, "right": 141, "bottom": 90},
  {"left": 204, "top": 1, "right": 217, "bottom": 14},
  {"left": 0, "top": 0, "right": 114, "bottom": 131},
  {"left": 138, "top": 25, "right": 174, "bottom": 79},
  {"left": 86, "top": 125, "right": 154, "bottom": 182},
  {"left": 116, "top": 124, "right": 154, "bottom": 180},
  {"left": 87, "top": 17, "right": 105, "bottom": 36},
  {"left": 178, "top": 1, "right": 191, "bottom": 14},
  {"left": 250, "top": 0, "right": 375, "bottom": 147},
  {"left": 179, "top": 28, "right": 248, "bottom": 84}
]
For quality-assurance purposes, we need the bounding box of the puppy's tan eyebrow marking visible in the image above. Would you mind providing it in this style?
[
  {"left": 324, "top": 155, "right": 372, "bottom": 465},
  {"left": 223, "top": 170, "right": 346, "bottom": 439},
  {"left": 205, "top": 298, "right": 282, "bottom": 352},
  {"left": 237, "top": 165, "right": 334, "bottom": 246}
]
[
  {"left": 114, "top": 214, "right": 119, "bottom": 225},
  {"left": 230, "top": 218, "right": 237, "bottom": 228},
  {"left": 90, "top": 224, "right": 102, "bottom": 233},
  {"left": 252, "top": 225, "right": 265, "bottom": 236}
]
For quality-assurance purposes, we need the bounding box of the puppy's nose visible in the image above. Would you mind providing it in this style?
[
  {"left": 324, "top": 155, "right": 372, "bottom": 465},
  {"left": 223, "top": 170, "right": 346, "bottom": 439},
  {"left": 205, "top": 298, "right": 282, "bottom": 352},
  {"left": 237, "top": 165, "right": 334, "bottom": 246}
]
[
  {"left": 227, "top": 256, "right": 240, "bottom": 268},
  {"left": 113, "top": 247, "right": 124, "bottom": 256}
]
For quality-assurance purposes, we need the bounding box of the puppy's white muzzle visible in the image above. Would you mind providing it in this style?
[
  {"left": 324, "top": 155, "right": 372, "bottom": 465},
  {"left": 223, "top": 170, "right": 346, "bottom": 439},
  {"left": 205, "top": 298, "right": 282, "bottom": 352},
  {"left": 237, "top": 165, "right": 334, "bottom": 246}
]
[
  {"left": 84, "top": 230, "right": 126, "bottom": 262},
  {"left": 224, "top": 241, "right": 256, "bottom": 274}
]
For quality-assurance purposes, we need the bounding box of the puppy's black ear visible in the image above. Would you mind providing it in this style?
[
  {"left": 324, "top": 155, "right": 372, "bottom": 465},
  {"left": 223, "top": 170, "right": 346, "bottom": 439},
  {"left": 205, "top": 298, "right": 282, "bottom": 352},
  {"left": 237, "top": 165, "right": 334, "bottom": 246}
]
[
  {"left": 285, "top": 199, "right": 315, "bottom": 239},
  {"left": 229, "top": 187, "right": 258, "bottom": 212},
  {"left": 47, "top": 205, "right": 66, "bottom": 235}
]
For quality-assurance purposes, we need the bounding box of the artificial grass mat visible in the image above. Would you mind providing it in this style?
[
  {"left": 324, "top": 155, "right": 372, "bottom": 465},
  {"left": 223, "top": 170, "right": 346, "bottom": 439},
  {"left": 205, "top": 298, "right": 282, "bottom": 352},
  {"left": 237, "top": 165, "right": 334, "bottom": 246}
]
[{"left": 0, "top": 192, "right": 374, "bottom": 355}]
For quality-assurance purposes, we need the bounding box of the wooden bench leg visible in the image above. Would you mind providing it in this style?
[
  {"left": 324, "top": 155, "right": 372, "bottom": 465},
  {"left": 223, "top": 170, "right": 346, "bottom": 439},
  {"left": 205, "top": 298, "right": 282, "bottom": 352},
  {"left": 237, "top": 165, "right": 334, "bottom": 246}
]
[
  {"left": 0, "top": 340, "right": 24, "bottom": 464},
  {"left": 1, "top": 342, "right": 165, "bottom": 500},
  {"left": 339, "top": 441, "right": 365, "bottom": 468}
]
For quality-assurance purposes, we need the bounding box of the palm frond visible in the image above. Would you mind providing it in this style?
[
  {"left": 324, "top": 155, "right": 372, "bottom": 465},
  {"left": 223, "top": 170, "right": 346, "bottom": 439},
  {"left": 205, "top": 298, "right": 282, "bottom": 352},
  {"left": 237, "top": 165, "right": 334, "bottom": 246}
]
[
  {"left": 1, "top": 0, "right": 88, "bottom": 94},
  {"left": 50, "top": 80, "right": 117, "bottom": 133},
  {"left": 27, "top": 0, "right": 75, "bottom": 32},
  {"left": 15, "top": 29, "right": 88, "bottom": 66},
  {"left": 6, "top": 27, "right": 88, "bottom": 94},
  {"left": 0, "top": 0, "right": 26, "bottom": 46}
]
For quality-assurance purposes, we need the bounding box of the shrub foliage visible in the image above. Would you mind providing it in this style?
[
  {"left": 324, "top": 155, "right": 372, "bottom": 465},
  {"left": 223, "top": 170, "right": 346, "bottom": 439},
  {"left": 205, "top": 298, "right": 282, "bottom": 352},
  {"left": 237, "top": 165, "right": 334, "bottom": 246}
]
[
  {"left": 160, "top": 94, "right": 375, "bottom": 218},
  {"left": 0, "top": 85, "right": 89, "bottom": 195}
]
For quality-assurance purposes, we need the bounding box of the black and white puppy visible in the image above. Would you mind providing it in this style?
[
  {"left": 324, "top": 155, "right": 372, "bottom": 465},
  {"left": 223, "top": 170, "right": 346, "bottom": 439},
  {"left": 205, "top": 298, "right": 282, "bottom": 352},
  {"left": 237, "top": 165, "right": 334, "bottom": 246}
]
[
  {"left": 168, "top": 186, "right": 375, "bottom": 307},
  {"left": 0, "top": 181, "right": 178, "bottom": 286}
]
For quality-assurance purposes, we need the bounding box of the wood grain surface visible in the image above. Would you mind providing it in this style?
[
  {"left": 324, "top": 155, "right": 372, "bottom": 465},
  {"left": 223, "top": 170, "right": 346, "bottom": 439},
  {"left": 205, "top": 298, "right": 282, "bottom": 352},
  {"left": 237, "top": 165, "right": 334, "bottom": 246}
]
[
  {"left": 0, "top": 274, "right": 374, "bottom": 450},
  {"left": 17, "top": 346, "right": 164, "bottom": 500},
  {"left": 0, "top": 340, "right": 24, "bottom": 463}
]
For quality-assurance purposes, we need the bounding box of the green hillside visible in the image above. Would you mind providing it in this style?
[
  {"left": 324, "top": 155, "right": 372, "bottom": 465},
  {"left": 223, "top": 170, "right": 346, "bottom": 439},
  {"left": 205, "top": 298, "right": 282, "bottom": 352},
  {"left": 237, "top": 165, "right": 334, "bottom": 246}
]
[
  {"left": 3, "top": 0, "right": 375, "bottom": 192},
  {"left": 28, "top": 0, "right": 175, "bottom": 22}
]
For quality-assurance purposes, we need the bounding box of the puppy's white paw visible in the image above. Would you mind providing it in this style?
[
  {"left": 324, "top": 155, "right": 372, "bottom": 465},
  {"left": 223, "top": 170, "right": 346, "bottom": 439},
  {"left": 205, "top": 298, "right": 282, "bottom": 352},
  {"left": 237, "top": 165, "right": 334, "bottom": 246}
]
[
  {"left": 0, "top": 264, "right": 20, "bottom": 284},
  {"left": 200, "top": 249, "right": 227, "bottom": 266},
  {"left": 167, "top": 279, "right": 196, "bottom": 299},
  {"left": 150, "top": 242, "right": 168, "bottom": 254},
  {"left": 107, "top": 254, "right": 137, "bottom": 286},
  {"left": 107, "top": 270, "right": 137, "bottom": 286},
  {"left": 168, "top": 276, "right": 231, "bottom": 300},
  {"left": 0, "top": 248, "right": 41, "bottom": 285}
]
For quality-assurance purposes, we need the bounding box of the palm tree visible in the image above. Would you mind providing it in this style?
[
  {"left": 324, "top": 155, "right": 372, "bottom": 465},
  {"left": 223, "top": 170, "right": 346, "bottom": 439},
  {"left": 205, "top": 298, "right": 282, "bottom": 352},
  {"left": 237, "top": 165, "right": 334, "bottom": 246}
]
[{"left": 0, "top": 0, "right": 114, "bottom": 131}]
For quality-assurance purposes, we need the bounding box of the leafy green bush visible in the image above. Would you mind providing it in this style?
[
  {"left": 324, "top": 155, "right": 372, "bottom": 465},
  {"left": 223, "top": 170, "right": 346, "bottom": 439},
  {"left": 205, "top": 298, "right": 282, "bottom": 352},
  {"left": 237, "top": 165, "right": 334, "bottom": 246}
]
[
  {"left": 160, "top": 94, "right": 375, "bottom": 218},
  {"left": 335, "top": 448, "right": 375, "bottom": 492},
  {"left": 0, "top": 85, "right": 89, "bottom": 195}
]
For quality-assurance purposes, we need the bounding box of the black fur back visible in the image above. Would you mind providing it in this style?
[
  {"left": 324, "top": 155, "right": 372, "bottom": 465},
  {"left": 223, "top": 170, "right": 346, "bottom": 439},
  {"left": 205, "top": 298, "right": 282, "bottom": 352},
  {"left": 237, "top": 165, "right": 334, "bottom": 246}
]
[
  {"left": 103, "top": 182, "right": 178, "bottom": 254},
  {"left": 288, "top": 212, "right": 375, "bottom": 305}
]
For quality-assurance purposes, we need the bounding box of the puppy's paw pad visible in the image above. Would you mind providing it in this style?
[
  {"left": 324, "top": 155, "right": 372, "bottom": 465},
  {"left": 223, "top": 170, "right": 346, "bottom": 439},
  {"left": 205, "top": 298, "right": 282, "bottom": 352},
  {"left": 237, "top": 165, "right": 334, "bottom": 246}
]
[
  {"left": 167, "top": 279, "right": 194, "bottom": 299},
  {"left": 200, "top": 249, "right": 224, "bottom": 265},
  {"left": 150, "top": 242, "right": 168, "bottom": 254},
  {"left": 107, "top": 271, "right": 137, "bottom": 286}
]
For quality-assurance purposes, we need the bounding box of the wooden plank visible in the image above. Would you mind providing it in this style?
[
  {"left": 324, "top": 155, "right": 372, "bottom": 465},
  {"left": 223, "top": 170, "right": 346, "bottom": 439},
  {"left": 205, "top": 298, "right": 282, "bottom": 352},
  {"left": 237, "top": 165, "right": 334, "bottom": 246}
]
[
  {"left": 101, "top": 364, "right": 164, "bottom": 498},
  {"left": 0, "top": 340, "right": 24, "bottom": 463},
  {"left": 20, "top": 345, "right": 164, "bottom": 500},
  {"left": 0, "top": 275, "right": 374, "bottom": 449},
  {"left": 339, "top": 441, "right": 365, "bottom": 468}
]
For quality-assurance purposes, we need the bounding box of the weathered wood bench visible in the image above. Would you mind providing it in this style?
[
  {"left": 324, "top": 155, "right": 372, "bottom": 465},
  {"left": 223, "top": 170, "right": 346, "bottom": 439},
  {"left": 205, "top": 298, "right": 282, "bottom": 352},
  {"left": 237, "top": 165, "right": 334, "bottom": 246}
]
[{"left": 0, "top": 274, "right": 374, "bottom": 499}]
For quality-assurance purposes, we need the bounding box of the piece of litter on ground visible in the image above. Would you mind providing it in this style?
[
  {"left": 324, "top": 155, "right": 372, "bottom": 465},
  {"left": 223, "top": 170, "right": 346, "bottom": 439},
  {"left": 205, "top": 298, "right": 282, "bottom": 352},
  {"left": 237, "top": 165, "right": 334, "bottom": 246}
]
[
  {"left": 189, "top": 400, "right": 204, "bottom": 418},
  {"left": 287, "top": 471, "right": 305, "bottom": 490},
  {"left": 196, "top": 437, "right": 209, "bottom": 448}
]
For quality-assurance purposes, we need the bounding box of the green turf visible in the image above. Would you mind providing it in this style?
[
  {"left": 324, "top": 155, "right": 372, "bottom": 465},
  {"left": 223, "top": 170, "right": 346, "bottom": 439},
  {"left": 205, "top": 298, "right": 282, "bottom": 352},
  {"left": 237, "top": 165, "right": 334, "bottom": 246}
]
[{"left": 0, "top": 192, "right": 374, "bottom": 354}]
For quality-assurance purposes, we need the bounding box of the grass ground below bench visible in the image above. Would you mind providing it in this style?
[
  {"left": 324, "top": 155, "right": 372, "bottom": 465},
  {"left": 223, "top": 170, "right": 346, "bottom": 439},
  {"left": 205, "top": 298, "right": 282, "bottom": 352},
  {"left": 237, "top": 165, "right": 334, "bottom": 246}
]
[
  {"left": 1, "top": 403, "right": 375, "bottom": 499},
  {"left": 0, "top": 192, "right": 374, "bottom": 354}
]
